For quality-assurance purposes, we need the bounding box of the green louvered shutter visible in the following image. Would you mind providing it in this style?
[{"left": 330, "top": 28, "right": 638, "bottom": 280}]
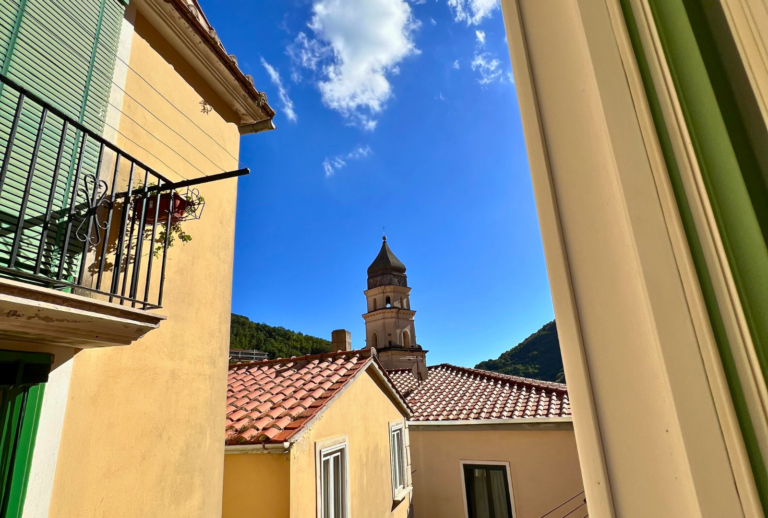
[{"left": 0, "top": 0, "right": 124, "bottom": 280}]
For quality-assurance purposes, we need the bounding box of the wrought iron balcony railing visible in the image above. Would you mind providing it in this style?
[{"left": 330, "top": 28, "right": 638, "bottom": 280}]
[{"left": 0, "top": 74, "right": 247, "bottom": 310}]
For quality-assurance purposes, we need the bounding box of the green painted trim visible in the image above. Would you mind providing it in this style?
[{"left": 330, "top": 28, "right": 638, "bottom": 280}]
[
  {"left": 3, "top": 384, "right": 44, "bottom": 518},
  {"left": 0, "top": 0, "right": 29, "bottom": 76},
  {"left": 647, "top": 0, "right": 768, "bottom": 389},
  {"left": 0, "top": 351, "right": 52, "bottom": 366},
  {"left": 618, "top": 0, "right": 768, "bottom": 510}
]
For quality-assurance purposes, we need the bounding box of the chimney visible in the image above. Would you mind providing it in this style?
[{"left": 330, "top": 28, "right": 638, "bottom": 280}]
[{"left": 331, "top": 330, "right": 352, "bottom": 352}]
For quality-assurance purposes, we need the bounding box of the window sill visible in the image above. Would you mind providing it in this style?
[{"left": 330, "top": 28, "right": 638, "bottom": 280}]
[{"left": 393, "top": 486, "right": 412, "bottom": 504}]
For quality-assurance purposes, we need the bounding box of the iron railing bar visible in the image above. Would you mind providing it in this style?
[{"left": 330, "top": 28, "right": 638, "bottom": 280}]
[
  {"left": 76, "top": 143, "right": 106, "bottom": 285},
  {"left": 56, "top": 133, "right": 88, "bottom": 281},
  {"left": 119, "top": 176, "right": 141, "bottom": 305},
  {"left": 129, "top": 171, "right": 150, "bottom": 306},
  {"left": 157, "top": 190, "right": 173, "bottom": 307},
  {"left": 142, "top": 181, "right": 163, "bottom": 308},
  {"left": 0, "top": 74, "right": 173, "bottom": 185},
  {"left": 9, "top": 108, "right": 48, "bottom": 268},
  {"left": 96, "top": 154, "right": 121, "bottom": 291},
  {"left": 0, "top": 265, "right": 161, "bottom": 309},
  {"left": 114, "top": 167, "right": 250, "bottom": 199},
  {"left": 35, "top": 120, "right": 69, "bottom": 276},
  {"left": 110, "top": 162, "right": 135, "bottom": 300},
  {"left": 0, "top": 93, "right": 26, "bottom": 197}
]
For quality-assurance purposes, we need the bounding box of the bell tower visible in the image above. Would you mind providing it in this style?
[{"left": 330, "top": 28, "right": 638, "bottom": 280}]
[{"left": 363, "top": 236, "right": 428, "bottom": 379}]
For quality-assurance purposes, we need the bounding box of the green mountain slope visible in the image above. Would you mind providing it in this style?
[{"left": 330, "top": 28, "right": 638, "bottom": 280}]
[
  {"left": 230, "top": 314, "right": 332, "bottom": 360},
  {"left": 474, "top": 321, "right": 565, "bottom": 382}
]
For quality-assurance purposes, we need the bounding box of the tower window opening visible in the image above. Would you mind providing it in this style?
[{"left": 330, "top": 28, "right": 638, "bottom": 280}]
[
  {"left": 403, "top": 330, "right": 411, "bottom": 348},
  {"left": 373, "top": 299, "right": 377, "bottom": 311},
  {"left": 386, "top": 296, "right": 391, "bottom": 307},
  {"left": 372, "top": 333, "right": 378, "bottom": 349}
]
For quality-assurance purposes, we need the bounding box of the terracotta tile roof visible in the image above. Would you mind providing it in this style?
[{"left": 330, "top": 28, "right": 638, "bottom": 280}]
[
  {"left": 388, "top": 364, "right": 570, "bottom": 422},
  {"left": 226, "top": 350, "right": 408, "bottom": 446}
]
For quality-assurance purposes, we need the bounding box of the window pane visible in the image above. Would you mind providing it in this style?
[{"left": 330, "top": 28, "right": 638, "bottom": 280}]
[
  {"left": 333, "top": 453, "right": 343, "bottom": 518},
  {"left": 473, "top": 469, "right": 491, "bottom": 518},
  {"left": 322, "top": 458, "right": 331, "bottom": 518},
  {"left": 489, "top": 470, "right": 511, "bottom": 518}
]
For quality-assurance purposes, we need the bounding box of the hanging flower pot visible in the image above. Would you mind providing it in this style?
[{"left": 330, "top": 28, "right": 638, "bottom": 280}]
[{"left": 136, "top": 191, "right": 189, "bottom": 225}]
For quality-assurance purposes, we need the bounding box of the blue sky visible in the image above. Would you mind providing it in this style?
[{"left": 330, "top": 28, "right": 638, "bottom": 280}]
[{"left": 201, "top": 0, "right": 554, "bottom": 367}]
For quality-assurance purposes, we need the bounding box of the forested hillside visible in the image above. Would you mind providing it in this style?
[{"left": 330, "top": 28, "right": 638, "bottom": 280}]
[
  {"left": 230, "top": 314, "right": 332, "bottom": 359},
  {"left": 475, "top": 320, "right": 565, "bottom": 382}
]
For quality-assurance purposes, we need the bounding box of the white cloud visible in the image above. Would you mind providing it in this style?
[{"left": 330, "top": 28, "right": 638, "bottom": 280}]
[
  {"left": 448, "top": 0, "right": 498, "bottom": 25},
  {"left": 290, "top": 0, "right": 420, "bottom": 130},
  {"left": 453, "top": 59, "right": 460, "bottom": 69},
  {"left": 324, "top": 145, "right": 373, "bottom": 177},
  {"left": 475, "top": 30, "right": 485, "bottom": 45},
  {"left": 471, "top": 52, "right": 501, "bottom": 84},
  {"left": 430, "top": 17, "right": 437, "bottom": 25},
  {"left": 260, "top": 58, "right": 297, "bottom": 122},
  {"left": 438, "top": 92, "right": 447, "bottom": 101}
]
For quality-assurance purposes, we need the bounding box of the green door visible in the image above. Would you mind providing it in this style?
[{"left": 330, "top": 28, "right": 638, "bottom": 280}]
[
  {"left": 0, "top": 0, "right": 124, "bottom": 279},
  {"left": 0, "top": 350, "right": 52, "bottom": 518}
]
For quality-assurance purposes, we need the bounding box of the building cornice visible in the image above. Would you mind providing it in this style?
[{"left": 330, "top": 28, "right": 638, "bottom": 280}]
[
  {"left": 134, "top": 0, "right": 276, "bottom": 129},
  {"left": 407, "top": 417, "right": 574, "bottom": 432},
  {"left": 363, "top": 285, "right": 411, "bottom": 296},
  {"left": 362, "top": 308, "right": 416, "bottom": 321}
]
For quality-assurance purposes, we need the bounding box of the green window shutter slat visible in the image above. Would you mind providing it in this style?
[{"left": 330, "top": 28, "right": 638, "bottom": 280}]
[{"left": 0, "top": 0, "right": 124, "bottom": 278}]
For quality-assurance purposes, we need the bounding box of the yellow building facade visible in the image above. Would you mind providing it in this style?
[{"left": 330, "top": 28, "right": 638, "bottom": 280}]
[
  {"left": 222, "top": 350, "right": 413, "bottom": 518},
  {"left": 0, "top": 0, "right": 274, "bottom": 516}
]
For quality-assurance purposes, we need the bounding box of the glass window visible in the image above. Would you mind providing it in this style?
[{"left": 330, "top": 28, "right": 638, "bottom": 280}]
[
  {"left": 463, "top": 464, "right": 513, "bottom": 518},
  {"left": 390, "top": 424, "right": 406, "bottom": 494},
  {"left": 319, "top": 444, "right": 347, "bottom": 518}
]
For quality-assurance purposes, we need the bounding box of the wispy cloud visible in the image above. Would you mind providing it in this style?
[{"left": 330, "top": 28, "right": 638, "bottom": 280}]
[
  {"left": 448, "top": 0, "right": 498, "bottom": 25},
  {"left": 430, "top": 17, "right": 437, "bottom": 25},
  {"left": 475, "top": 30, "right": 485, "bottom": 46},
  {"left": 323, "top": 145, "right": 373, "bottom": 177},
  {"left": 289, "top": 0, "right": 420, "bottom": 131},
  {"left": 453, "top": 59, "right": 460, "bottom": 69},
  {"left": 471, "top": 52, "right": 501, "bottom": 84},
  {"left": 260, "top": 58, "right": 297, "bottom": 122}
]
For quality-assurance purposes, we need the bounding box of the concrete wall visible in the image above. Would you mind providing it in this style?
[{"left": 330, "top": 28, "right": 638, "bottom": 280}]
[
  {"left": 46, "top": 7, "right": 242, "bottom": 517},
  {"left": 409, "top": 426, "right": 583, "bottom": 518},
  {"left": 290, "top": 370, "right": 412, "bottom": 518},
  {"left": 223, "top": 454, "right": 290, "bottom": 518}
]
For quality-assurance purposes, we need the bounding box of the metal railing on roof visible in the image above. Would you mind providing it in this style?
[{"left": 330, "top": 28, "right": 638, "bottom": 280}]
[
  {"left": 0, "top": 73, "right": 248, "bottom": 310},
  {"left": 229, "top": 349, "right": 269, "bottom": 362}
]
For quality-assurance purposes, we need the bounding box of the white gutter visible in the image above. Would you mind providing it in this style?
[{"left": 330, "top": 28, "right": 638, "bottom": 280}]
[
  {"left": 408, "top": 417, "right": 573, "bottom": 427},
  {"left": 225, "top": 442, "right": 291, "bottom": 454}
]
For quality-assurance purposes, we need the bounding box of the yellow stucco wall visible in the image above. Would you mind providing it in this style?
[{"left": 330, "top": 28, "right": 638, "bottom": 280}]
[
  {"left": 223, "top": 453, "right": 290, "bottom": 518},
  {"left": 290, "top": 369, "right": 412, "bottom": 518},
  {"left": 47, "top": 7, "right": 242, "bottom": 518},
  {"left": 409, "top": 427, "right": 583, "bottom": 518}
]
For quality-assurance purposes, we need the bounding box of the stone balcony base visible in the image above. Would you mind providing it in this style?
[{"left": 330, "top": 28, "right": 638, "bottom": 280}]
[{"left": 0, "top": 277, "right": 166, "bottom": 348}]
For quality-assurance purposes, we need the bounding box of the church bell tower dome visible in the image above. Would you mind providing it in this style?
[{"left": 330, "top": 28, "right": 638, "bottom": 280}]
[{"left": 367, "top": 236, "right": 408, "bottom": 289}]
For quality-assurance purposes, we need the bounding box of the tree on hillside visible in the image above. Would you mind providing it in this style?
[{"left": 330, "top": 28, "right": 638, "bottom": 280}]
[
  {"left": 475, "top": 320, "right": 565, "bottom": 382},
  {"left": 230, "top": 314, "right": 332, "bottom": 360}
]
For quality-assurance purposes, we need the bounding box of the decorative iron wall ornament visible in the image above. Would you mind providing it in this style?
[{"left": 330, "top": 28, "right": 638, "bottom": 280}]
[{"left": 75, "top": 173, "right": 110, "bottom": 246}]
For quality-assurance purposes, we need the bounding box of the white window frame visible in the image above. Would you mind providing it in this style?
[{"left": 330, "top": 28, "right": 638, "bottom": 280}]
[
  {"left": 459, "top": 460, "right": 516, "bottom": 518},
  {"left": 316, "top": 436, "right": 350, "bottom": 518},
  {"left": 389, "top": 420, "right": 410, "bottom": 501}
]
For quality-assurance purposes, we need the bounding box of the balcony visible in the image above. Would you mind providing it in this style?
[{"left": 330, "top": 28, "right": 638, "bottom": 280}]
[{"left": 0, "top": 75, "right": 246, "bottom": 347}]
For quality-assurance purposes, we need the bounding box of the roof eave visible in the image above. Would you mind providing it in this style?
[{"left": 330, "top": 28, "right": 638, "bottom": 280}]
[{"left": 135, "top": 0, "right": 276, "bottom": 127}]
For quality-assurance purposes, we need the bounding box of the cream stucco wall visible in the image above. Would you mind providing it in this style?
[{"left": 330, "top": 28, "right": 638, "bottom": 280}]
[
  {"left": 290, "top": 369, "right": 412, "bottom": 518},
  {"left": 409, "top": 426, "right": 583, "bottom": 518},
  {"left": 46, "top": 6, "right": 243, "bottom": 517},
  {"left": 223, "top": 453, "right": 290, "bottom": 518}
]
